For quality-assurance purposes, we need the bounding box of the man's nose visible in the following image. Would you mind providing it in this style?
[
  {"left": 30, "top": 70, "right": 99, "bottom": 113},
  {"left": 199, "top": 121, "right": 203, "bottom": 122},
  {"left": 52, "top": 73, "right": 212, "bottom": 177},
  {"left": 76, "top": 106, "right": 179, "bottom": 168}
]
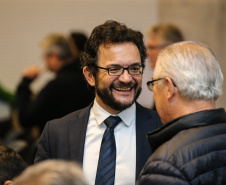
[{"left": 118, "top": 69, "right": 132, "bottom": 83}]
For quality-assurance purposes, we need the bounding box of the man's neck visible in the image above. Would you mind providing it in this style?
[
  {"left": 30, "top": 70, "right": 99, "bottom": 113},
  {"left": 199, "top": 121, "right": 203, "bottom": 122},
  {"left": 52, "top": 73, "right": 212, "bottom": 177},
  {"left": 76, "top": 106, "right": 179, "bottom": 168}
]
[
  {"left": 171, "top": 99, "right": 216, "bottom": 122},
  {"left": 95, "top": 96, "right": 120, "bottom": 115}
]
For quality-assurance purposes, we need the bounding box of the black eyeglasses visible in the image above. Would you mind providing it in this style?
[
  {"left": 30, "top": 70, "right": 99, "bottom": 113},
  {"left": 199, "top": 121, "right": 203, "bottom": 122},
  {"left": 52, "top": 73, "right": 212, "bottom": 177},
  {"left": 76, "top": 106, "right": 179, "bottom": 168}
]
[
  {"left": 147, "top": 77, "right": 177, "bottom": 91},
  {"left": 94, "top": 65, "right": 144, "bottom": 76}
]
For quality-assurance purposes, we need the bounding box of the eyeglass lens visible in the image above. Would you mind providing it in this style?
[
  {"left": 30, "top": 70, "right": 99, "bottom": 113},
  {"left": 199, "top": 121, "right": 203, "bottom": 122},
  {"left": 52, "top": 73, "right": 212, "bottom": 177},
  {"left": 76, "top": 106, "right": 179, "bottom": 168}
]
[{"left": 109, "top": 66, "right": 142, "bottom": 76}]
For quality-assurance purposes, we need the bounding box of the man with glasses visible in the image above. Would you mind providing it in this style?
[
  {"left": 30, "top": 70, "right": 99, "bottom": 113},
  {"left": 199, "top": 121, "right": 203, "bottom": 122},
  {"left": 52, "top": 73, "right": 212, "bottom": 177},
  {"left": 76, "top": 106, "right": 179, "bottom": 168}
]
[
  {"left": 35, "top": 20, "right": 162, "bottom": 185},
  {"left": 146, "top": 23, "right": 184, "bottom": 69},
  {"left": 137, "top": 23, "right": 184, "bottom": 109},
  {"left": 137, "top": 41, "right": 226, "bottom": 185}
]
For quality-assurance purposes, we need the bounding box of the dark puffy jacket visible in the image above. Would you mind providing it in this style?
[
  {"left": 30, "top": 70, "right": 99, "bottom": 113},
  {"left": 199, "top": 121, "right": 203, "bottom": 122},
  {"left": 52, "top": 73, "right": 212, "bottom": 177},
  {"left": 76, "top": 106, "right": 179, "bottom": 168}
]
[{"left": 137, "top": 108, "right": 226, "bottom": 185}]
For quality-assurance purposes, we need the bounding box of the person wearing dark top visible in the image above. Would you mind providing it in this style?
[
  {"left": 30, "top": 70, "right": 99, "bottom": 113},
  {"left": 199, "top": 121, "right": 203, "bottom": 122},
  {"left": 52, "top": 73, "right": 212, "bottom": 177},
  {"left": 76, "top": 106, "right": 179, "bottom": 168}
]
[
  {"left": 137, "top": 41, "right": 226, "bottom": 185},
  {"left": 15, "top": 33, "right": 94, "bottom": 132},
  {"left": 35, "top": 20, "right": 162, "bottom": 185}
]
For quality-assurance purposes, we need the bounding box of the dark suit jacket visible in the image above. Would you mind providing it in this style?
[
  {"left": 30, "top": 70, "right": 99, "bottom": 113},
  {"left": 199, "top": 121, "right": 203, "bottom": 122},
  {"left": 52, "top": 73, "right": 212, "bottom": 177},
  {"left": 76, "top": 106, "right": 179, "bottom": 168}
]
[{"left": 35, "top": 102, "right": 162, "bottom": 179}]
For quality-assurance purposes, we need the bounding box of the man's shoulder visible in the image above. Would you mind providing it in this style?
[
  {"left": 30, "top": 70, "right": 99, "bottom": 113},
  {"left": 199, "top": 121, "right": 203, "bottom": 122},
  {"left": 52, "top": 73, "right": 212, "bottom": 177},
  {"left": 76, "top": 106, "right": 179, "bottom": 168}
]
[
  {"left": 135, "top": 102, "right": 162, "bottom": 131},
  {"left": 46, "top": 104, "right": 91, "bottom": 127},
  {"left": 151, "top": 121, "right": 226, "bottom": 160},
  {"left": 136, "top": 102, "right": 160, "bottom": 118}
]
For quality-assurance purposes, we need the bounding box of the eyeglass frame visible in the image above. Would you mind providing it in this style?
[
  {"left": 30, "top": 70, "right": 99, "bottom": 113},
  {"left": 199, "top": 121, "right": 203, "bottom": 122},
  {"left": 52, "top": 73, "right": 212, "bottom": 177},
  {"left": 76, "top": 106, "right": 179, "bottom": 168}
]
[
  {"left": 147, "top": 77, "right": 177, "bottom": 91},
  {"left": 91, "top": 65, "right": 144, "bottom": 76}
]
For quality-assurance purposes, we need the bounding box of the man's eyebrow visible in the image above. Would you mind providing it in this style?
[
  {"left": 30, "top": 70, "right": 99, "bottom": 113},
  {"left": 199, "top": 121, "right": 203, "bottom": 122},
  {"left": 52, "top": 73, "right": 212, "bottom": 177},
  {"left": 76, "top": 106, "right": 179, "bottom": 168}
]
[
  {"left": 130, "top": 62, "right": 142, "bottom": 66},
  {"left": 107, "top": 62, "right": 141, "bottom": 68},
  {"left": 107, "top": 64, "right": 121, "bottom": 67}
]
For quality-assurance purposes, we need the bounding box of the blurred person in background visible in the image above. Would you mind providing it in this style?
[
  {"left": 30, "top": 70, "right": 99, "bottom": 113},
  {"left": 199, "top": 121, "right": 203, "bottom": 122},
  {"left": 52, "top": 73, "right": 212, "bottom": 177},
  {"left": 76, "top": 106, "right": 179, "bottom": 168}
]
[
  {"left": 0, "top": 145, "right": 27, "bottom": 185},
  {"left": 137, "top": 41, "right": 226, "bottom": 185},
  {"left": 13, "top": 33, "right": 94, "bottom": 164},
  {"left": 137, "top": 23, "right": 184, "bottom": 109},
  {"left": 15, "top": 33, "right": 94, "bottom": 134},
  {"left": 13, "top": 160, "right": 88, "bottom": 185},
  {"left": 146, "top": 23, "right": 184, "bottom": 69}
]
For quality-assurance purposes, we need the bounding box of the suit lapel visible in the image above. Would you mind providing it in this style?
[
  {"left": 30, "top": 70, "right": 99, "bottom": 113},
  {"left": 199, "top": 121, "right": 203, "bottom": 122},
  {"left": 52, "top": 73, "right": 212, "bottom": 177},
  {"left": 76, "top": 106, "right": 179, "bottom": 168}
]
[
  {"left": 68, "top": 102, "right": 157, "bottom": 176},
  {"left": 135, "top": 103, "right": 154, "bottom": 179},
  {"left": 69, "top": 103, "right": 92, "bottom": 165}
]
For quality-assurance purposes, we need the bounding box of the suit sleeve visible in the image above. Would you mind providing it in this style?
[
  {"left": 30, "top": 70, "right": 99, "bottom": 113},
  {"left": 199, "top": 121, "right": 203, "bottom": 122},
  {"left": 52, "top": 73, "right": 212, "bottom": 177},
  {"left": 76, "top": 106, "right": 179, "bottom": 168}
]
[
  {"left": 136, "top": 160, "right": 189, "bottom": 185},
  {"left": 15, "top": 77, "right": 58, "bottom": 130},
  {"left": 34, "top": 122, "right": 51, "bottom": 163}
]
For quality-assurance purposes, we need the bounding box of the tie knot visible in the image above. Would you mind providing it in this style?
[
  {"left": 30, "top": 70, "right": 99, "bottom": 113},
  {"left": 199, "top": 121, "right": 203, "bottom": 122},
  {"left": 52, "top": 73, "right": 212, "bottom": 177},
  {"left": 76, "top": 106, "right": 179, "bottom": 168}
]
[{"left": 104, "top": 116, "right": 121, "bottom": 129}]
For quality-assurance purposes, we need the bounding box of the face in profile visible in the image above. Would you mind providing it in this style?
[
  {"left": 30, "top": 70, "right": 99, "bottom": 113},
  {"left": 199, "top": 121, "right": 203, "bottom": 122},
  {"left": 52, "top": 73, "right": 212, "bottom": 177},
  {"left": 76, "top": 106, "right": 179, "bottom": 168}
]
[
  {"left": 42, "top": 52, "right": 63, "bottom": 73},
  {"left": 94, "top": 43, "right": 142, "bottom": 112},
  {"left": 43, "top": 53, "right": 54, "bottom": 71},
  {"left": 146, "top": 34, "right": 167, "bottom": 69}
]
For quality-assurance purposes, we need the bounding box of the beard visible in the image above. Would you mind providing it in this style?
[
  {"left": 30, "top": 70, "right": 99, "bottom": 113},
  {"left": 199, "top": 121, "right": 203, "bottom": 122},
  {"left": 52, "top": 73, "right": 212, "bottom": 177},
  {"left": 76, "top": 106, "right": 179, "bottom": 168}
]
[{"left": 95, "top": 79, "right": 141, "bottom": 111}]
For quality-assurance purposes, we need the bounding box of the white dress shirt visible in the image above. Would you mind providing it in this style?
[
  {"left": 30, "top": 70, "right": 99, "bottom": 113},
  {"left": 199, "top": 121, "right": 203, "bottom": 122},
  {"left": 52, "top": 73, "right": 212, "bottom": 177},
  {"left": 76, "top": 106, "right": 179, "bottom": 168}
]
[{"left": 83, "top": 99, "right": 136, "bottom": 185}]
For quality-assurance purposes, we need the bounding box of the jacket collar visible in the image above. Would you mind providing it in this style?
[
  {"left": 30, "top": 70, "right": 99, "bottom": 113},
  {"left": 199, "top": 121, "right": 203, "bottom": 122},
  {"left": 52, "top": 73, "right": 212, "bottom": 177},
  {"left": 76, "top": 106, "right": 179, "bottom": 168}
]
[{"left": 148, "top": 108, "right": 226, "bottom": 151}]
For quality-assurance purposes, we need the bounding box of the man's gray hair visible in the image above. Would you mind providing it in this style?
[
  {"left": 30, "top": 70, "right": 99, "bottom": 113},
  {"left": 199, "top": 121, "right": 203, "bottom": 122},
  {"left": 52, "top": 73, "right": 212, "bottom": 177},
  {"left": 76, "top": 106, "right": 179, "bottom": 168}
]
[
  {"left": 13, "top": 160, "right": 88, "bottom": 185},
  {"left": 154, "top": 41, "right": 223, "bottom": 101},
  {"left": 40, "top": 33, "right": 73, "bottom": 61}
]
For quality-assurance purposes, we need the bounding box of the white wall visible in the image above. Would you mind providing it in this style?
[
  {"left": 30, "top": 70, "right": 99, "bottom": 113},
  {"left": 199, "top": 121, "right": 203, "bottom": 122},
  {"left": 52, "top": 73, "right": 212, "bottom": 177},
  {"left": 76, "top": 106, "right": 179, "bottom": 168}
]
[
  {"left": 0, "top": 0, "right": 158, "bottom": 91},
  {"left": 1, "top": 0, "right": 225, "bottom": 109},
  {"left": 159, "top": 0, "right": 226, "bottom": 108}
]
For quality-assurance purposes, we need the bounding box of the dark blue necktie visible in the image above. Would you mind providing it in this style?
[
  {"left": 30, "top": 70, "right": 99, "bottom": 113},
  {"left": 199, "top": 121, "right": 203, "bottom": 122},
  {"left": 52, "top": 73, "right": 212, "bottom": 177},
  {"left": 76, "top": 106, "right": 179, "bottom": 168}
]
[{"left": 95, "top": 116, "right": 122, "bottom": 185}]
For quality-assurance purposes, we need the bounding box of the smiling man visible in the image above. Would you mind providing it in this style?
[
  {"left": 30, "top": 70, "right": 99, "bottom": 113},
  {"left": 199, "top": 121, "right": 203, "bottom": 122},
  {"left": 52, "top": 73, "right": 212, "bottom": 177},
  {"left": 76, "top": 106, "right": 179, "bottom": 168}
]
[{"left": 35, "top": 20, "right": 162, "bottom": 185}]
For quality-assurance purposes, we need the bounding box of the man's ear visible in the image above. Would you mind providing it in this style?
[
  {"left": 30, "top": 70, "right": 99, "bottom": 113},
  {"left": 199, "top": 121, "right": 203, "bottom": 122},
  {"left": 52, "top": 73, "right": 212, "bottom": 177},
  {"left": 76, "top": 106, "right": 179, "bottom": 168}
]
[
  {"left": 165, "top": 77, "right": 176, "bottom": 100},
  {"left": 4, "top": 180, "right": 13, "bottom": 185},
  {"left": 83, "top": 66, "right": 95, "bottom": 87}
]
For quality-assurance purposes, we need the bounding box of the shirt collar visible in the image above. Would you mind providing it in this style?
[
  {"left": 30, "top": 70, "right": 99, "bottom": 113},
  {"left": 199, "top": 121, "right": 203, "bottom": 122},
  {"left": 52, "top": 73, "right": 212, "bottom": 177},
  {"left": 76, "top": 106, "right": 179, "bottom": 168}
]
[{"left": 93, "top": 98, "right": 136, "bottom": 127}]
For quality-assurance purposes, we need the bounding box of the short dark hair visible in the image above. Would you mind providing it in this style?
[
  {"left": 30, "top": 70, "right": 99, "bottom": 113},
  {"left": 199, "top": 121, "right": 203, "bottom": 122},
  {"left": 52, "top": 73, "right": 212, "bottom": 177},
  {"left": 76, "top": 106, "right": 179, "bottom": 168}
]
[
  {"left": 148, "top": 23, "right": 184, "bottom": 44},
  {"left": 80, "top": 20, "right": 147, "bottom": 90},
  {"left": 0, "top": 146, "right": 27, "bottom": 185},
  {"left": 70, "top": 32, "right": 88, "bottom": 53}
]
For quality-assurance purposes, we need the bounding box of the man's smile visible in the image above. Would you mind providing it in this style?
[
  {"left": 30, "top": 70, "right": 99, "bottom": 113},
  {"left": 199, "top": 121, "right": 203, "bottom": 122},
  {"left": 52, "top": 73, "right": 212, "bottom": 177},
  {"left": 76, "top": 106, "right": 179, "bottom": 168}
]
[{"left": 113, "top": 86, "right": 133, "bottom": 92}]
